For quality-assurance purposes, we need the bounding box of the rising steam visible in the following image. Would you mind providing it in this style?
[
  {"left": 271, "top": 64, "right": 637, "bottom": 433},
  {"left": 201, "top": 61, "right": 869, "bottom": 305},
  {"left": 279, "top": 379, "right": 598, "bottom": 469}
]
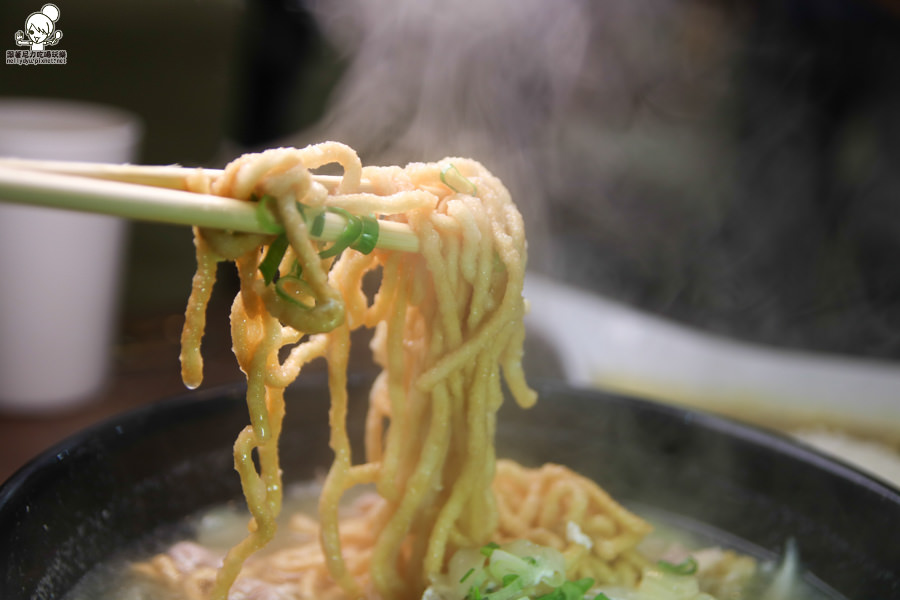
[
  {"left": 293, "top": 0, "right": 736, "bottom": 274},
  {"left": 291, "top": 0, "right": 900, "bottom": 357},
  {"left": 293, "top": 0, "right": 599, "bottom": 269}
]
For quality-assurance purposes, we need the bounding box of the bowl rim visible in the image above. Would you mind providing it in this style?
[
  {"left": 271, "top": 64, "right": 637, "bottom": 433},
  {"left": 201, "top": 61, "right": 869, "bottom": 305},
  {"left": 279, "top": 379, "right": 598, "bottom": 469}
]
[{"left": 3, "top": 376, "right": 898, "bottom": 508}]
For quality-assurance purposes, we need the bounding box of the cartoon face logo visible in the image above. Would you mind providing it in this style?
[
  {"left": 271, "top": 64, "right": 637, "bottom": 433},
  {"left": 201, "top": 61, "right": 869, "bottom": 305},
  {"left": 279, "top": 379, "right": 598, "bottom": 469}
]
[{"left": 15, "top": 4, "right": 63, "bottom": 51}]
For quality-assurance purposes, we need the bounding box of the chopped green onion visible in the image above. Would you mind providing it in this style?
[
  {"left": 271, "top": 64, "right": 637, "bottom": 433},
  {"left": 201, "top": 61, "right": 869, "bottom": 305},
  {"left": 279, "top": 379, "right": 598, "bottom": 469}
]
[
  {"left": 593, "top": 594, "right": 611, "bottom": 600},
  {"left": 441, "top": 163, "right": 477, "bottom": 196},
  {"left": 572, "top": 579, "right": 594, "bottom": 593},
  {"left": 258, "top": 233, "right": 289, "bottom": 285},
  {"left": 500, "top": 574, "right": 519, "bottom": 587},
  {"left": 480, "top": 542, "right": 501, "bottom": 558},
  {"left": 351, "top": 214, "right": 380, "bottom": 255},
  {"left": 274, "top": 276, "right": 314, "bottom": 310},
  {"left": 310, "top": 208, "right": 326, "bottom": 237},
  {"left": 318, "top": 207, "right": 362, "bottom": 259},
  {"left": 254, "top": 194, "right": 283, "bottom": 233},
  {"left": 468, "top": 584, "right": 483, "bottom": 600},
  {"left": 523, "top": 556, "right": 538, "bottom": 566},
  {"left": 657, "top": 556, "right": 698, "bottom": 576},
  {"left": 535, "top": 578, "right": 594, "bottom": 600},
  {"left": 260, "top": 204, "right": 381, "bottom": 285},
  {"left": 460, "top": 568, "right": 476, "bottom": 584}
]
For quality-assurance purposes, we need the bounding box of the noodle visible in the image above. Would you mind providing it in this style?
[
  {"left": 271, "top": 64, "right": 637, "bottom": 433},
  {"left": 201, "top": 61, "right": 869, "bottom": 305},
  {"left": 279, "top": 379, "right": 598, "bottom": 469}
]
[{"left": 138, "top": 143, "right": 652, "bottom": 600}]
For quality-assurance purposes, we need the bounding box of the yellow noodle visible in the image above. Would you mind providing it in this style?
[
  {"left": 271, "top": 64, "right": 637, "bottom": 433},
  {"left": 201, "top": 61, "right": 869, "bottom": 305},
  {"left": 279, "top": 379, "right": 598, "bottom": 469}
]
[
  {"left": 179, "top": 236, "right": 220, "bottom": 389},
  {"left": 137, "top": 143, "right": 652, "bottom": 600}
]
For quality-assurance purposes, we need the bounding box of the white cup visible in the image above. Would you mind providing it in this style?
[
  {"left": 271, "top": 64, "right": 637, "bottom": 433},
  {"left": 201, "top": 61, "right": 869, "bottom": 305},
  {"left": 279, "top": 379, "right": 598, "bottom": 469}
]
[{"left": 0, "top": 98, "right": 142, "bottom": 413}]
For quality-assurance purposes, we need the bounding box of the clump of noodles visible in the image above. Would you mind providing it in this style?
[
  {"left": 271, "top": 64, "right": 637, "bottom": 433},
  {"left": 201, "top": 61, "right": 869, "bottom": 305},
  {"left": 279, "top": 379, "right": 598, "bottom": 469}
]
[
  {"left": 492, "top": 460, "right": 652, "bottom": 585},
  {"left": 138, "top": 142, "right": 651, "bottom": 600}
]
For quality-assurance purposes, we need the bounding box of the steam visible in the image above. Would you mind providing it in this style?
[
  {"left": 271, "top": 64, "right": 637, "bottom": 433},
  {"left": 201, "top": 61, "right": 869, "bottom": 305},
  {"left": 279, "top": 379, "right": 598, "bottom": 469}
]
[
  {"left": 293, "top": 0, "right": 595, "bottom": 269},
  {"left": 290, "top": 0, "right": 900, "bottom": 357},
  {"left": 293, "top": 0, "right": 738, "bottom": 275}
]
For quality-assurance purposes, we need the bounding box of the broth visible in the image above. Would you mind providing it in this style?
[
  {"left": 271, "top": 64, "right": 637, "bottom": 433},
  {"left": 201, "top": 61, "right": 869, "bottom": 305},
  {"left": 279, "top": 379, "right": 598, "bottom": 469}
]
[{"left": 63, "top": 484, "right": 847, "bottom": 600}]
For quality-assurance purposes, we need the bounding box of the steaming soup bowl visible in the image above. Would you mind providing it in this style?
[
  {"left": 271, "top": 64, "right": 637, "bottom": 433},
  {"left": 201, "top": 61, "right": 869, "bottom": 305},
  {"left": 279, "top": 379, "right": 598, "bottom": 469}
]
[{"left": 1, "top": 374, "right": 898, "bottom": 599}]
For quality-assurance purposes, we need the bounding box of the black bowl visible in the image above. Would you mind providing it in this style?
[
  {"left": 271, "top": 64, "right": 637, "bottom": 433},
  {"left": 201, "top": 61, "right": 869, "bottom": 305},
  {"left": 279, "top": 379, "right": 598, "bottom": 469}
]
[{"left": 1, "top": 374, "right": 899, "bottom": 599}]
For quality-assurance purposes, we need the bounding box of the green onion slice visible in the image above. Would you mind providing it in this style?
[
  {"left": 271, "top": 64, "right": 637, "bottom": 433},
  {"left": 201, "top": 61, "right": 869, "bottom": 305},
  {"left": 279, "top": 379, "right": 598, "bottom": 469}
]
[
  {"left": 351, "top": 214, "right": 379, "bottom": 255},
  {"left": 535, "top": 578, "right": 595, "bottom": 600},
  {"left": 480, "top": 542, "right": 501, "bottom": 558},
  {"left": 254, "top": 194, "right": 283, "bottom": 233},
  {"left": 460, "top": 567, "right": 476, "bottom": 584},
  {"left": 657, "top": 556, "right": 698, "bottom": 576},
  {"left": 258, "top": 233, "right": 289, "bottom": 285},
  {"left": 318, "top": 207, "right": 362, "bottom": 259},
  {"left": 260, "top": 205, "right": 380, "bottom": 284},
  {"left": 274, "top": 276, "right": 314, "bottom": 310},
  {"left": 440, "top": 163, "right": 477, "bottom": 196},
  {"left": 310, "top": 208, "right": 326, "bottom": 237}
]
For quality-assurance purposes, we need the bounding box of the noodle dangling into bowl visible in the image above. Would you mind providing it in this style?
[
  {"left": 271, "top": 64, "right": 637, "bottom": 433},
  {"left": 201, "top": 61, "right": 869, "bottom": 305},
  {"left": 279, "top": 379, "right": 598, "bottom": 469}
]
[{"left": 135, "top": 142, "right": 664, "bottom": 600}]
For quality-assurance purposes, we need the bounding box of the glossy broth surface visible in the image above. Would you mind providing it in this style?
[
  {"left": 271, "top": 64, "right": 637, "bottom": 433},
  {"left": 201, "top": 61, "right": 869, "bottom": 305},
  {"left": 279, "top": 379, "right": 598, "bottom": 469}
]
[{"left": 63, "top": 485, "right": 847, "bottom": 600}]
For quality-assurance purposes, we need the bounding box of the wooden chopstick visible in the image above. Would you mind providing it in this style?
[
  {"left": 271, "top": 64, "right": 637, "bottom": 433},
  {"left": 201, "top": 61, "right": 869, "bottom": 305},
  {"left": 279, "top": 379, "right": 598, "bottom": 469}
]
[
  {"left": 0, "top": 157, "right": 367, "bottom": 193},
  {"left": 0, "top": 160, "right": 419, "bottom": 253}
]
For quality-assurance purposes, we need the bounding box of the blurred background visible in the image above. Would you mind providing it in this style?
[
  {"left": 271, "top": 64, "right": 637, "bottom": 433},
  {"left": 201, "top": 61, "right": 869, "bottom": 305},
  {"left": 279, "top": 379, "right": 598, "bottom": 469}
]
[{"left": 1, "top": 0, "right": 900, "bottom": 483}]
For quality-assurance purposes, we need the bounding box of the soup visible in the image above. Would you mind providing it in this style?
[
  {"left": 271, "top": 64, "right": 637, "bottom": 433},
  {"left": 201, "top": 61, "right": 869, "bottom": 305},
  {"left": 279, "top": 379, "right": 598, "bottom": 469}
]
[{"left": 62, "top": 482, "right": 846, "bottom": 600}]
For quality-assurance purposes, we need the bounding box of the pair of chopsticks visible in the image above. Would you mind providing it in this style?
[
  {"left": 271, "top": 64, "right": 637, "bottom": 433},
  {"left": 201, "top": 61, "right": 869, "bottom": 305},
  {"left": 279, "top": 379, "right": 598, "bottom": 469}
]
[{"left": 0, "top": 158, "right": 419, "bottom": 253}]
